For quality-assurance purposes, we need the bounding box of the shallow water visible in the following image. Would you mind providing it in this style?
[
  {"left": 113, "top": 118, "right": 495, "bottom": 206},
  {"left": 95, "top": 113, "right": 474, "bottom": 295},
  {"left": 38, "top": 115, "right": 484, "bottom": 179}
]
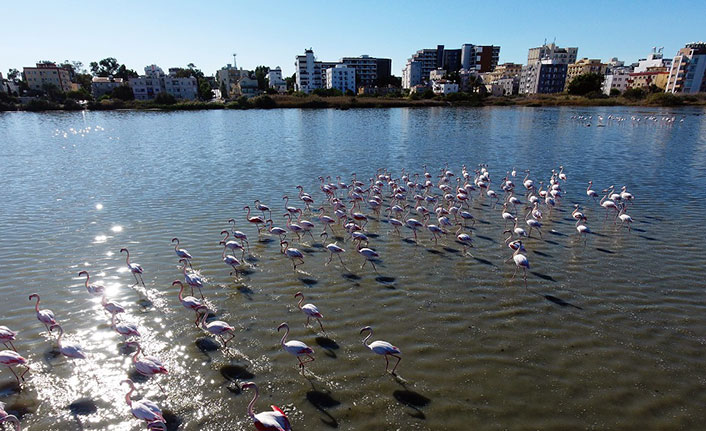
[{"left": 1, "top": 106, "right": 705, "bottom": 430}]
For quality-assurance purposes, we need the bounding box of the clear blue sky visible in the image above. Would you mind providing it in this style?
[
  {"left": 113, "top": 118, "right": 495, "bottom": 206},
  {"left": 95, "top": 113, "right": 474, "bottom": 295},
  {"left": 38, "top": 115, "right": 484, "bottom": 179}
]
[{"left": 2, "top": 0, "right": 704, "bottom": 78}]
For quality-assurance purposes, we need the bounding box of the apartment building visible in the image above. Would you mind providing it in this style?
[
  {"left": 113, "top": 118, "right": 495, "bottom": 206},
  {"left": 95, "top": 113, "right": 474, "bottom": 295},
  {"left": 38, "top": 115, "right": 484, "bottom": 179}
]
[
  {"left": 565, "top": 58, "right": 607, "bottom": 90},
  {"left": 23, "top": 62, "right": 73, "bottom": 92},
  {"left": 665, "top": 42, "right": 706, "bottom": 94}
]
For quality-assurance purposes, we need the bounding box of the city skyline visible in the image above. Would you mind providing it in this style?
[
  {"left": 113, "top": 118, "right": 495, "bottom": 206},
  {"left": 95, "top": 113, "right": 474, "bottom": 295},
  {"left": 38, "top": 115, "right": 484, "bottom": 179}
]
[{"left": 2, "top": 0, "right": 705, "bottom": 78}]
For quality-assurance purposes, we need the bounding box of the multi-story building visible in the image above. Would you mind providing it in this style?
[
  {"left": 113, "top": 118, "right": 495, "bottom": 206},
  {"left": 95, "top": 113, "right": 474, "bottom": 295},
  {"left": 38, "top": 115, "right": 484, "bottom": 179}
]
[
  {"left": 295, "top": 49, "right": 321, "bottom": 93},
  {"left": 164, "top": 70, "right": 198, "bottom": 100},
  {"left": 319, "top": 61, "right": 339, "bottom": 89},
  {"left": 235, "top": 76, "right": 259, "bottom": 98},
  {"left": 432, "top": 80, "right": 459, "bottom": 95},
  {"left": 565, "top": 58, "right": 607, "bottom": 90},
  {"left": 325, "top": 65, "right": 356, "bottom": 93},
  {"left": 91, "top": 76, "right": 124, "bottom": 99},
  {"left": 665, "top": 42, "right": 706, "bottom": 94},
  {"left": 634, "top": 48, "right": 672, "bottom": 73},
  {"left": 402, "top": 47, "right": 443, "bottom": 89},
  {"left": 480, "top": 63, "right": 522, "bottom": 84},
  {"left": 442, "top": 49, "right": 462, "bottom": 72},
  {"left": 519, "top": 59, "right": 568, "bottom": 94},
  {"left": 627, "top": 67, "right": 670, "bottom": 91},
  {"left": 461, "top": 44, "right": 501, "bottom": 72},
  {"left": 266, "top": 67, "right": 287, "bottom": 93},
  {"left": 129, "top": 65, "right": 197, "bottom": 100},
  {"left": 527, "top": 43, "right": 578, "bottom": 66},
  {"left": 23, "top": 62, "right": 73, "bottom": 92},
  {"left": 602, "top": 68, "right": 631, "bottom": 95},
  {"left": 216, "top": 63, "right": 248, "bottom": 98},
  {"left": 402, "top": 60, "right": 423, "bottom": 90},
  {"left": 340, "top": 55, "right": 392, "bottom": 87}
]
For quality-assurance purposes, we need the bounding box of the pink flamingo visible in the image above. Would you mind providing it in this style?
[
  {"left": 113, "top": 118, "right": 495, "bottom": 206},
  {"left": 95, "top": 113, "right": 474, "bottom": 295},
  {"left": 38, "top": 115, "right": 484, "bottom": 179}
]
[
  {"left": 28, "top": 294, "right": 56, "bottom": 335},
  {"left": 280, "top": 241, "right": 304, "bottom": 271},
  {"left": 121, "top": 379, "right": 166, "bottom": 429},
  {"left": 506, "top": 241, "right": 530, "bottom": 288},
  {"left": 294, "top": 292, "right": 325, "bottom": 332},
  {"left": 180, "top": 259, "right": 204, "bottom": 299},
  {"left": 360, "top": 326, "right": 401, "bottom": 374},
  {"left": 220, "top": 231, "right": 245, "bottom": 260},
  {"left": 277, "top": 323, "right": 314, "bottom": 372},
  {"left": 171, "top": 238, "right": 193, "bottom": 268},
  {"left": 455, "top": 225, "right": 474, "bottom": 256},
  {"left": 243, "top": 206, "right": 266, "bottom": 235},
  {"left": 0, "top": 401, "right": 21, "bottom": 430},
  {"left": 49, "top": 324, "right": 86, "bottom": 359},
  {"left": 126, "top": 341, "right": 168, "bottom": 392},
  {"left": 197, "top": 307, "right": 235, "bottom": 346},
  {"left": 101, "top": 295, "right": 125, "bottom": 315},
  {"left": 120, "top": 248, "right": 145, "bottom": 286},
  {"left": 241, "top": 382, "right": 292, "bottom": 431},
  {"left": 77, "top": 271, "right": 105, "bottom": 296},
  {"left": 254, "top": 200, "right": 272, "bottom": 219},
  {"left": 0, "top": 326, "right": 17, "bottom": 351},
  {"left": 219, "top": 241, "right": 243, "bottom": 278},
  {"left": 358, "top": 247, "right": 379, "bottom": 272},
  {"left": 111, "top": 312, "right": 140, "bottom": 339},
  {"left": 227, "top": 219, "right": 250, "bottom": 252},
  {"left": 282, "top": 213, "right": 303, "bottom": 241},
  {"left": 0, "top": 350, "right": 29, "bottom": 383},
  {"left": 172, "top": 281, "right": 202, "bottom": 326}
]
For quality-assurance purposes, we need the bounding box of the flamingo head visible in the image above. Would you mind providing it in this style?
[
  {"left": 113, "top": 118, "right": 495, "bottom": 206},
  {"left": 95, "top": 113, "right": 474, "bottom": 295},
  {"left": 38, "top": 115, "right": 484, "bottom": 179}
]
[
  {"left": 29, "top": 293, "right": 39, "bottom": 301},
  {"left": 296, "top": 185, "right": 303, "bottom": 190},
  {"left": 227, "top": 218, "right": 235, "bottom": 224},
  {"left": 360, "top": 326, "right": 372, "bottom": 335},
  {"left": 49, "top": 323, "right": 61, "bottom": 334},
  {"left": 78, "top": 270, "right": 88, "bottom": 277},
  {"left": 294, "top": 291, "right": 303, "bottom": 299},
  {"left": 126, "top": 341, "right": 139, "bottom": 348},
  {"left": 171, "top": 238, "right": 179, "bottom": 244},
  {"left": 121, "top": 379, "right": 135, "bottom": 391},
  {"left": 277, "top": 322, "right": 288, "bottom": 332},
  {"left": 220, "top": 230, "right": 229, "bottom": 236},
  {"left": 243, "top": 205, "right": 250, "bottom": 210},
  {"left": 241, "top": 381, "right": 257, "bottom": 391},
  {"left": 589, "top": 181, "right": 593, "bottom": 184},
  {"left": 171, "top": 280, "right": 183, "bottom": 287},
  {"left": 120, "top": 248, "right": 128, "bottom": 253},
  {"left": 282, "top": 195, "right": 288, "bottom": 200}
]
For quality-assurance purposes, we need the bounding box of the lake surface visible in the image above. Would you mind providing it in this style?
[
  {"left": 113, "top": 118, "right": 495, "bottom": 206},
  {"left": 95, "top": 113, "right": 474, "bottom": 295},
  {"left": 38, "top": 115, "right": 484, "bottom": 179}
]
[{"left": 1, "top": 106, "right": 705, "bottom": 431}]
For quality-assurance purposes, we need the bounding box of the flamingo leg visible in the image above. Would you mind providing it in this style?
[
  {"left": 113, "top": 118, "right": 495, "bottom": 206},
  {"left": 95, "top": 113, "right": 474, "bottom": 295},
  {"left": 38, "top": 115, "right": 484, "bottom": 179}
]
[
  {"left": 194, "top": 312, "right": 201, "bottom": 327},
  {"left": 384, "top": 355, "right": 389, "bottom": 372},
  {"left": 338, "top": 254, "right": 349, "bottom": 271},
  {"left": 511, "top": 266, "right": 518, "bottom": 280},
  {"left": 316, "top": 318, "right": 325, "bottom": 333},
  {"left": 326, "top": 253, "right": 333, "bottom": 265},
  {"left": 188, "top": 260, "right": 193, "bottom": 270},
  {"left": 132, "top": 272, "right": 139, "bottom": 287},
  {"left": 305, "top": 316, "right": 310, "bottom": 327},
  {"left": 7, "top": 366, "right": 20, "bottom": 383},
  {"left": 370, "top": 260, "right": 378, "bottom": 273},
  {"left": 138, "top": 273, "right": 145, "bottom": 287},
  {"left": 523, "top": 268, "right": 528, "bottom": 289},
  {"left": 537, "top": 228, "right": 543, "bottom": 238},
  {"left": 390, "top": 354, "right": 402, "bottom": 374},
  {"left": 197, "top": 286, "right": 204, "bottom": 300}
]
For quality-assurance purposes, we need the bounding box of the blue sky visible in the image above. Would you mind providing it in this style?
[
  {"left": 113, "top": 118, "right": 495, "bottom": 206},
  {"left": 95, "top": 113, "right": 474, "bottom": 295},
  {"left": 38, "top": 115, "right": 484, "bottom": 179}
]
[{"left": 2, "top": 0, "right": 704, "bottom": 78}]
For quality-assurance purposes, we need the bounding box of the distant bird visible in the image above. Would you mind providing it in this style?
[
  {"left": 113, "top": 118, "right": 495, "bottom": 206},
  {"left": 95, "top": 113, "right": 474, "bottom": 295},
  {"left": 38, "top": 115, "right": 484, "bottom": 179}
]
[
  {"left": 28, "top": 293, "right": 56, "bottom": 335},
  {"left": 77, "top": 271, "right": 106, "bottom": 296},
  {"left": 111, "top": 312, "right": 140, "bottom": 339},
  {"left": 173, "top": 281, "right": 203, "bottom": 326},
  {"left": 126, "top": 341, "right": 168, "bottom": 392},
  {"left": 0, "top": 326, "right": 17, "bottom": 351},
  {"left": 243, "top": 205, "right": 266, "bottom": 235},
  {"left": 197, "top": 307, "right": 235, "bottom": 346},
  {"left": 280, "top": 241, "right": 304, "bottom": 271},
  {"left": 0, "top": 401, "right": 21, "bottom": 430},
  {"left": 120, "top": 248, "right": 145, "bottom": 287},
  {"left": 294, "top": 292, "right": 325, "bottom": 332},
  {"left": 455, "top": 226, "right": 474, "bottom": 256},
  {"left": 171, "top": 238, "right": 193, "bottom": 268},
  {"left": 277, "top": 322, "right": 315, "bottom": 372},
  {"left": 586, "top": 181, "right": 598, "bottom": 200},
  {"left": 321, "top": 233, "right": 348, "bottom": 270},
  {"left": 507, "top": 241, "right": 530, "bottom": 288},
  {"left": 0, "top": 350, "right": 29, "bottom": 383},
  {"left": 220, "top": 230, "right": 246, "bottom": 260},
  {"left": 576, "top": 219, "right": 591, "bottom": 245},
  {"left": 50, "top": 324, "right": 86, "bottom": 359},
  {"left": 227, "top": 219, "right": 251, "bottom": 252},
  {"left": 360, "top": 326, "right": 401, "bottom": 374},
  {"left": 617, "top": 207, "right": 633, "bottom": 231},
  {"left": 253, "top": 200, "right": 272, "bottom": 219},
  {"left": 241, "top": 381, "right": 292, "bottom": 431},
  {"left": 121, "top": 379, "right": 166, "bottom": 429},
  {"left": 358, "top": 247, "right": 379, "bottom": 272},
  {"left": 101, "top": 295, "right": 125, "bottom": 315},
  {"left": 219, "top": 241, "right": 243, "bottom": 278},
  {"left": 180, "top": 259, "right": 205, "bottom": 299}
]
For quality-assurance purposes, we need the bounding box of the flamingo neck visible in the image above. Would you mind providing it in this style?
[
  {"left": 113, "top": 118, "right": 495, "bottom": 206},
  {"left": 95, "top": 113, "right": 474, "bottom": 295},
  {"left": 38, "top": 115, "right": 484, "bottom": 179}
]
[
  {"left": 101, "top": 295, "right": 107, "bottom": 306},
  {"left": 279, "top": 326, "right": 289, "bottom": 347},
  {"left": 125, "top": 386, "right": 133, "bottom": 407},
  {"left": 362, "top": 330, "right": 372, "bottom": 346},
  {"left": 245, "top": 207, "right": 251, "bottom": 218},
  {"left": 83, "top": 273, "right": 89, "bottom": 287},
  {"left": 178, "top": 283, "right": 185, "bottom": 301},
  {"left": 247, "top": 386, "right": 259, "bottom": 419},
  {"left": 124, "top": 250, "right": 130, "bottom": 265},
  {"left": 200, "top": 310, "right": 208, "bottom": 328},
  {"left": 132, "top": 344, "right": 141, "bottom": 363},
  {"left": 33, "top": 296, "right": 40, "bottom": 312},
  {"left": 297, "top": 296, "right": 303, "bottom": 309},
  {"left": 56, "top": 325, "right": 64, "bottom": 346}
]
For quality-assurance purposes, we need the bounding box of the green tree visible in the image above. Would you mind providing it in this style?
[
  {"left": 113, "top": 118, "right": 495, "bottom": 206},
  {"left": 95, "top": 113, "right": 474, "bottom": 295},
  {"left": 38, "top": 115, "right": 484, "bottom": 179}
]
[
  {"left": 90, "top": 57, "right": 120, "bottom": 77},
  {"left": 609, "top": 88, "right": 621, "bottom": 96},
  {"left": 42, "top": 83, "right": 66, "bottom": 103},
  {"left": 66, "top": 88, "right": 92, "bottom": 101},
  {"left": 567, "top": 73, "right": 604, "bottom": 96},
  {"left": 115, "top": 65, "right": 138, "bottom": 80},
  {"left": 111, "top": 85, "right": 135, "bottom": 101},
  {"left": 285, "top": 73, "right": 296, "bottom": 91},
  {"left": 7, "top": 68, "right": 20, "bottom": 82},
  {"left": 198, "top": 80, "right": 213, "bottom": 100},
  {"left": 255, "top": 66, "right": 270, "bottom": 90},
  {"left": 220, "top": 82, "right": 229, "bottom": 99},
  {"left": 622, "top": 87, "right": 646, "bottom": 100},
  {"left": 75, "top": 73, "right": 93, "bottom": 92},
  {"left": 154, "top": 92, "right": 177, "bottom": 105}
]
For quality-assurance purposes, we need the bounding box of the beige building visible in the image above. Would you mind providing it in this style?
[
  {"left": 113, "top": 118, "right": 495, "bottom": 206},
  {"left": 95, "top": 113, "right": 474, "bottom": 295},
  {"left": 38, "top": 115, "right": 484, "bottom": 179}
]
[
  {"left": 665, "top": 42, "right": 706, "bottom": 94},
  {"left": 23, "top": 62, "right": 73, "bottom": 92},
  {"left": 565, "top": 58, "right": 607, "bottom": 90},
  {"left": 481, "top": 63, "right": 522, "bottom": 83},
  {"left": 527, "top": 43, "right": 578, "bottom": 65},
  {"left": 627, "top": 67, "right": 669, "bottom": 90}
]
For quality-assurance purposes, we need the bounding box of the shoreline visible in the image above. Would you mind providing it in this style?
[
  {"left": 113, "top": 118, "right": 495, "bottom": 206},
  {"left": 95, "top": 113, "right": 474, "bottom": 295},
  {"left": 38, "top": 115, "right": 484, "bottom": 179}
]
[{"left": 2, "top": 93, "right": 705, "bottom": 112}]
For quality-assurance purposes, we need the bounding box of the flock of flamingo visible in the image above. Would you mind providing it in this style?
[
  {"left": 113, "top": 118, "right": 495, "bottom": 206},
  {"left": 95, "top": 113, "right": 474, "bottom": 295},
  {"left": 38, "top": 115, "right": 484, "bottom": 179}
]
[{"left": 0, "top": 163, "right": 637, "bottom": 430}]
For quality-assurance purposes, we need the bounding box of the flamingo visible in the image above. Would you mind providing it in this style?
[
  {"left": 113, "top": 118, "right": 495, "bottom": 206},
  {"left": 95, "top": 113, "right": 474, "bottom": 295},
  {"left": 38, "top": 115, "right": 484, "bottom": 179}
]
[
  {"left": 358, "top": 247, "right": 380, "bottom": 272},
  {"left": 282, "top": 213, "right": 304, "bottom": 241},
  {"left": 111, "top": 312, "right": 140, "bottom": 339},
  {"left": 321, "top": 233, "right": 348, "bottom": 270},
  {"left": 0, "top": 401, "right": 21, "bottom": 430},
  {"left": 254, "top": 199, "right": 272, "bottom": 219},
  {"left": 180, "top": 259, "right": 205, "bottom": 299},
  {"left": 600, "top": 188, "right": 619, "bottom": 220},
  {"left": 121, "top": 379, "right": 165, "bottom": 429},
  {"left": 507, "top": 241, "right": 530, "bottom": 288},
  {"left": 101, "top": 295, "right": 126, "bottom": 315},
  {"left": 0, "top": 327, "right": 17, "bottom": 351},
  {"left": 558, "top": 165, "right": 567, "bottom": 181},
  {"left": 294, "top": 292, "right": 325, "bottom": 332},
  {"left": 512, "top": 217, "right": 527, "bottom": 238},
  {"left": 77, "top": 271, "right": 105, "bottom": 296},
  {"left": 360, "top": 326, "right": 401, "bottom": 374},
  {"left": 244, "top": 206, "right": 266, "bottom": 235},
  {"left": 220, "top": 241, "right": 243, "bottom": 278},
  {"left": 427, "top": 224, "right": 446, "bottom": 245},
  {"left": 282, "top": 196, "right": 299, "bottom": 215},
  {"left": 459, "top": 210, "right": 475, "bottom": 227},
  {"left": 525, "top": 210, "right": 543, "bottom": 238},
  {"left": 266, "top": 219, "right": 288, "bottom": 241},
  {"left": 277, "top": 323, "right": 315, "bottom": 372},
  {"left": 241, "top": 382, "right": 292, "bottom": 431},
  {"left": 197, "top": 307, "right": 235, "bottom": 346},
  {"left": 126, "top": 341, "right": 168, "bottom": 392},
  {"left": 220, "top": 230, "right": 245, "bottom": 260},
  {"left": 501, "top": 203, "right": 514, "bottom": 228},
  {"left": 455, "top": 225, "right": 473, "bottom": 256},
  {"left": 586, "top": 181, "right": 598, "bottom": 200},
  {"left": 280, "top": 241, "right": 304, "bottom": 271},
  {"left": 227, "top": 219, "right": 251, "bottom": 252},
  {"left": 576, "top": 219, "right": 591, "bottom": 245},
  {"left": 571, "top": 204, "right": 586, "bottom": 221},
  {"left": 619, "top": 186, "right": 634, "bottom": 202},
  {"left": 171, "top": 238, "right": 193, "bottom": 268},
  {"left": 617, "top": 206, "right": 633, "bottom": 231},
  {"left": 28, "top": 294, "right": 56, "bottom": 335},
  {"left": 405, "top": 218, "right": 424, "bottom": 242},
  {"left": 120, "top": 248, "right": 145, "bottom": 287},
  {"left": 503, "top": 230, "right": 526, "bottom": 252},
  {"left": 50, "top": 324, "right": 86, "bottom": 359},
  {"left": 0, "top": 350, "right": 29, "bottom": 383},
  {"left": 173, "top": 281, "right": 203, "bottom": 325}
]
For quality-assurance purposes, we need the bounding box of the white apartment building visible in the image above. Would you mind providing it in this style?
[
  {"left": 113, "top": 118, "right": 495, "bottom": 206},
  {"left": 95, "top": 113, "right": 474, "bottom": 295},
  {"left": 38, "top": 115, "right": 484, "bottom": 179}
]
[
  {"left": 402, "top": 49, "right": 439, "bottom": 89},
  {"left": 295, "top": 49, "right": 321, "bottom": 93},
  {"left": 602, "top": 69, "right": 631, "bottom": 95},
  {"left": 91, "top": 76, "right": 124, "bottom": 98},
  {"left": 164, "top": 73, "right": 198, "bottom": 100},
  {"left": 266, "top": 67, "right": 287, "bottom": 93},
  {"left": 326, "top": 65, "right": 355, "bottom": 93},
  {"left": 129, "top": 65, "right": 197, "bottom": 100},
  {"left": 432, "top": 80, "right": 459, "bottom": 95},
  {"left": 634, "top": 48, "right": 672, "bottom": 73}
]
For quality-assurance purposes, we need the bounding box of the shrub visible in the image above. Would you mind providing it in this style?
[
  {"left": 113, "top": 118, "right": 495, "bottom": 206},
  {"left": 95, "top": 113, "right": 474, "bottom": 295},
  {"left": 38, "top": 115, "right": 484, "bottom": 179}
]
[
  {"left": 252, "top": 95, "right": 276, "bottom": 109},
  {"left": 622, "top": 88, "right": 646, "bottom": 100},
  {"left": 111, "top": 85, "right": 135, "bottom": 101},
  {"left": 25, "top": 99, "right": 60, "bottom": 111},
  {"left": 609, "top": 88, "right": 621, "bottom": 97},
  {"left": 62, "top": 99, "right": 83, "bottom": 110},
  {"left": 646, "top": 92, "right": 683, "bottom": 106},
  {"left": 421, "top": 89, "right": 435, "bottom": 99},
  {"left": 154, "top": 92, "right": 177, "bottom": 105},
  {"left": 585, "top": 91, "right": 608, "bottom": 99}
]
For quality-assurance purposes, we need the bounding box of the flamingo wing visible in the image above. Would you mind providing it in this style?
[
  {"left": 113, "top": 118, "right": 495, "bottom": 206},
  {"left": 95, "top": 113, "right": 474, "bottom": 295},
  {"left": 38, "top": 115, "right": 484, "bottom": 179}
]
[
  {"left": 254, "top": 409, "right": 291, "bottom": 431},
  {"left": 284, "top": 340, "right": 313, "bottom": 355},
  {"left": 369, "top": 340, "right": 400, "bottom": 355},
  {"left": 301, "top": 304, "right": 322, "bottom": 318}
]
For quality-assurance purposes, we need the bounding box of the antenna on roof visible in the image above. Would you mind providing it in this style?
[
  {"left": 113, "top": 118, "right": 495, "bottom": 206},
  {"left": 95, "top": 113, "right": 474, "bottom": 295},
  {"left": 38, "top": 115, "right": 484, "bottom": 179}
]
[{"left": 232, "top": 53, "right": 237, "bottom": 69}]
